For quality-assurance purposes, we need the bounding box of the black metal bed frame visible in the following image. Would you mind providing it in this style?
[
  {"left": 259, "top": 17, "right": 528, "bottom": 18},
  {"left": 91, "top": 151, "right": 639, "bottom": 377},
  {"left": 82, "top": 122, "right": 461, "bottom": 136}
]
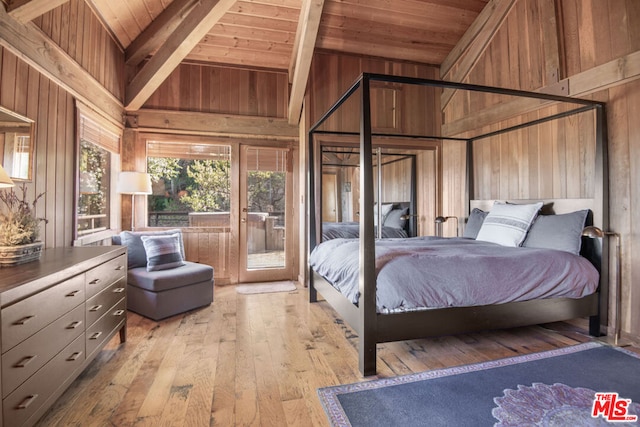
[{"left": 308, "top": 73, "right": 608, "bottom": 376}]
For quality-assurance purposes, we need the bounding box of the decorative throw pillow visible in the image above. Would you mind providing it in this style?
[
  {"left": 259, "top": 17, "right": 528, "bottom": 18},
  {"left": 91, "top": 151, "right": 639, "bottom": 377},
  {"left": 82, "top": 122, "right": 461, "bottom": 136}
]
[
  {"left": 140, "top": 233, "right": 185, "bottom": 272},
  {"left": 522, "top": 210, "right": 589, "bottom": 255},
  {"left": 383, "top": 207, "right": 410, "bottom": 229},
  {"left": 120, "top": 229, "right": 185, "bottom": 268},
  {"left": 475, "top": 201, "right": 543, "bottom": 247},
  {"left": 462, "top": 208, "right": 488, "bottom": 239}
]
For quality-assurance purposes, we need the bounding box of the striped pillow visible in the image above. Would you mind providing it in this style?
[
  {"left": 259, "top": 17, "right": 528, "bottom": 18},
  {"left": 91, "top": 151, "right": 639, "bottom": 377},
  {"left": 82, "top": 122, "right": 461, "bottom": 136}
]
[
  {"left": 475, "top": 202, "right": 543, "bottom": 247},
  {"left": 141, "top": 233, "right": 185, "bottom": 272}
]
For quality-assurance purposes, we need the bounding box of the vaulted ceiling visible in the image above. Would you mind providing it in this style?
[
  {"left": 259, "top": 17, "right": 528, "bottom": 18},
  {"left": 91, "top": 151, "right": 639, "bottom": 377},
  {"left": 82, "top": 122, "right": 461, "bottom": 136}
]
[{"left": 4, "top": 0, "right": 489, "bottom": 119}]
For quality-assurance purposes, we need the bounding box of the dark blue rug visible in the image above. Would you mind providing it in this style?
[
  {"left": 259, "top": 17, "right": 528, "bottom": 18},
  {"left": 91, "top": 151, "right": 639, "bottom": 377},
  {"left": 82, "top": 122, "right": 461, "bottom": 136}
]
[{"left": 318, "top": 342, "right": 640, "bottom": 426}]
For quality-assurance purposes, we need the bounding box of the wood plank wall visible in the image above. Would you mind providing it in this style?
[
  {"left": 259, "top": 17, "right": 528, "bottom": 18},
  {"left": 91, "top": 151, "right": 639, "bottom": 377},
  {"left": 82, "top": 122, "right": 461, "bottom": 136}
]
[
  {"left": 0, "top": 46, "right": 76, "bottom": 248},
  {"left": 441, "top": 0, "right": 640, "bottom": 340},
  {"left": 0, "top": 3, "right": 123, "bottom": 249},
  {"left": 142, "top": 62, "right": 289, "bottom": 118},
  {"left": 32, "top": 0, "right": 125, "bottom": 102},
  {"left": 307, "top": 52, "right": 441, "bottom": 135}
]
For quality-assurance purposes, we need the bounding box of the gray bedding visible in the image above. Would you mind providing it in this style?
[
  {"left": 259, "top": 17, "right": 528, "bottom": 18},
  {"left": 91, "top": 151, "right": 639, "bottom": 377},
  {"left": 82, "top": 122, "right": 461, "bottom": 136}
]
[
  {"left": 322, "top": 222, "right": 408, "bottom": 240},
  {"left": 309, "top": 236, "right": 599, "bottom": 313}
]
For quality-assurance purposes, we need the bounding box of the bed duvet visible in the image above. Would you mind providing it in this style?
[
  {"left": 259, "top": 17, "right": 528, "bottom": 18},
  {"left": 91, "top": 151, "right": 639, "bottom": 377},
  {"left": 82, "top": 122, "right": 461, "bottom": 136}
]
[{"left": 309, "top": 237, "right": 599, "bottom": 313}]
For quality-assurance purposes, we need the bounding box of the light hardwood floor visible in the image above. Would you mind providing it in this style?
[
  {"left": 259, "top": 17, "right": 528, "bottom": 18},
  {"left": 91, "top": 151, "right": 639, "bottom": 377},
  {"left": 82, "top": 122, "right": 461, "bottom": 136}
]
[{"left": 35, "top": 283, "right": 624, "bottom": 426}]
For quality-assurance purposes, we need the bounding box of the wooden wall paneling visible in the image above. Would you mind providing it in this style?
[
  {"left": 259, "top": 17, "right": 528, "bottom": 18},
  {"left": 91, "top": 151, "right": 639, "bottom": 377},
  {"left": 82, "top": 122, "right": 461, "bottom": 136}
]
[
  {"left": 142, "top": 63, "right": 288, "bottom": 118},
  {"left": 33, "top": 0, "right": 125, "bottom": 101},
  {"left": 64, "top": 87, "right": 75, "bottom": 246},
  {"left": 526, "top": 110, "right": 540, "bottom": 199},
  {"left": 45, "top": 85, "right": 58, "bottom": 245},
  {"left": 606, "top": 83, "right": 631, "bottom": 337},
  {"left": 625, "top": 80, "right": 640, "bottom": 338}
]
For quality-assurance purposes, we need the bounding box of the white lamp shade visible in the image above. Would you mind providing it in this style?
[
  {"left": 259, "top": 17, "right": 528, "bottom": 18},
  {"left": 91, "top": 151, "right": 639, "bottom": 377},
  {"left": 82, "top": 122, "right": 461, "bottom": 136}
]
[
  {"left": 117, "top": 171, "right": 152, "bottom": 195},
  {"left": 0, "top": 164, "right": 15, "bottom": 188}
]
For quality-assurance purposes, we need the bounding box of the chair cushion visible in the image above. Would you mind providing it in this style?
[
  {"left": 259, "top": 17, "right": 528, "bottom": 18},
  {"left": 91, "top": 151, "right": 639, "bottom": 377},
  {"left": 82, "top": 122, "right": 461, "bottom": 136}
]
[{"left": 127, "top": 261, "right": 213, "bottom": 292}]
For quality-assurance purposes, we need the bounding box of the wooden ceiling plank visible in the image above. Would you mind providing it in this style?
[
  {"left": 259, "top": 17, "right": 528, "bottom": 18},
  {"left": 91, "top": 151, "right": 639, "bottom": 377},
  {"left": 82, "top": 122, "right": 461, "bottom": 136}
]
[
  {"left": 230, "top": 1, "right": 300, "bottom": 21},
  {"left": 7, "top": 0, "right": 70, "bottom": 23},
  {"left": 219, "top": 12, "right": 298, "bottom": 32},
  {"left": 209, "top": 22, "right": 294, "bottom": 43},
  {"left": 288, "top": 0, "right": 325, "bottom": 125},
  {"left": 198, "top": 35, "right": 292, "bottom": 54},
  {"left": 186, "top": 47, "right": 290, "bottom": 69},
  {"left": 125, "top": 0, "right": 236, "bottom": 111},
  {"left": 126, "top": 0, "right": 198, "bottom": 66}
]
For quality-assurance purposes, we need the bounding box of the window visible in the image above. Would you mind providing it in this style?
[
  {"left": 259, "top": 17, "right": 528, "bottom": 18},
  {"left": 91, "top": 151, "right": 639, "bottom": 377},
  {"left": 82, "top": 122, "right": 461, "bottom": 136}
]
[
  {"left": 146, "top": 142, "right": 231, "bottom": 227},
  {"left": 75, "top": 109, "right": 120, "bottom": 239}
]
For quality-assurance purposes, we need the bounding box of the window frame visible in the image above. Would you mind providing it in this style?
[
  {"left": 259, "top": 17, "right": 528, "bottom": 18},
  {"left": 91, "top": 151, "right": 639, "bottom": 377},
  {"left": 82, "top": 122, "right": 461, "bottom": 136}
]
[{"left": 73, "top": 103, "right": 122, "bottom": 245}]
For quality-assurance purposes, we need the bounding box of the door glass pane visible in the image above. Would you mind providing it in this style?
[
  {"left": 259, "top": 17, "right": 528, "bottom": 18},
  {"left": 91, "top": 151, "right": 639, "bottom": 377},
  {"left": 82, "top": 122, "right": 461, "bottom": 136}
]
[{"left": 246, "top": 148, "right": 286, "bottom": 270}]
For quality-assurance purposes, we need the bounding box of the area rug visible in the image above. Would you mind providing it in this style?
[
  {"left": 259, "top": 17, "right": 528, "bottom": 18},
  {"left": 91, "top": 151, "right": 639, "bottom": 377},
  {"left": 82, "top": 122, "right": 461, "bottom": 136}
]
[
  {"left": 318, "top": 342, "right": 640, "bottom": 426},
  {"left": 235, "top": 281, "right": 297, "bottom": 295}
]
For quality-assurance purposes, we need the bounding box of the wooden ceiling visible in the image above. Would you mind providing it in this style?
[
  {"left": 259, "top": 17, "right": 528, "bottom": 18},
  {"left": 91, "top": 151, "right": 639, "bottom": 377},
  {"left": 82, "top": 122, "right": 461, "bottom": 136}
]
[
  {"left": 90, "top": 0, "right": 488, "bottom": 71},
  {"left": 3, "top": 0, "right": 489, "bottom": 118}
]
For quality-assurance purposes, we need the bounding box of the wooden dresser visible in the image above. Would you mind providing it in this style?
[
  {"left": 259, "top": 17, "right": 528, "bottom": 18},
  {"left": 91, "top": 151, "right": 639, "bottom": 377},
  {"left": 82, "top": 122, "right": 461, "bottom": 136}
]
[{"left": 0, "top": 246, "right": 127, "bottom": 427}]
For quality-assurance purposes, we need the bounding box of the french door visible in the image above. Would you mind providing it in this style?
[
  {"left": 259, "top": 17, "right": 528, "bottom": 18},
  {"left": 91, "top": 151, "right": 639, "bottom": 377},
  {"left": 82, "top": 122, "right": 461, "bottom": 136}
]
[{"left": 238, "top": 146, "right": 293, "bottom": 283}]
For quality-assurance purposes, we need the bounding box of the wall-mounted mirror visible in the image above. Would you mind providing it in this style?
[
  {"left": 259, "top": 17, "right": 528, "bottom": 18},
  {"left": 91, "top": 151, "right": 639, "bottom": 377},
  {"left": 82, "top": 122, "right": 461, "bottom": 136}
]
[{"left": 0, "top": 106, "right": 35, "bottom": 181}]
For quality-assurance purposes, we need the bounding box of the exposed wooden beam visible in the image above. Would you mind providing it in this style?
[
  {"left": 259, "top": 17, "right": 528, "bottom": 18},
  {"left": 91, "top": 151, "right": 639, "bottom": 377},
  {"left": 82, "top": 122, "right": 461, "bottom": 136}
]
[
  {"left": 442, "top": 49, "right": 640, "bottom": 137},
  {"left": 6, "top": 0, "right": 69, "bottom": 23},
  {"left": 129, "top": 109, "right": 298, "bottom": 141},
  {"left": 125, "top": 0, "right": 236, "bottom": 112},
  {"left": 0, "top": 6, "right": 123, "bottom": 126},
  {"left": 440, "top": 0, "right": 517, "bottom": 107},
  {"left": 125, "top": 0, "right": 198, "bottom": 67},
  {"left": 288, "top": 0, "right": 325, "bottom": 125}
]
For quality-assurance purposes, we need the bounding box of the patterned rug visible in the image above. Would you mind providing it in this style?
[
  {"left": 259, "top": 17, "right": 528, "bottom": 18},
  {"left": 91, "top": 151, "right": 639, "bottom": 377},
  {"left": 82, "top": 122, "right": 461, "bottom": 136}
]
[
  {"left": 318, "top": 342, "right": 640, "bottom": 426},
  {"left": 235, "top": 281, "right": 297, "bottom": 294}
]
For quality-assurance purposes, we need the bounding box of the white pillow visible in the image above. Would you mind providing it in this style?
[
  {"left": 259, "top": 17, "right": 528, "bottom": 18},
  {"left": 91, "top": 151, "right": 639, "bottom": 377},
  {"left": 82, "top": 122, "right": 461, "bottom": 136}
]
[{"left": 475, "top": 202, "right": 543, "bottom": 247}]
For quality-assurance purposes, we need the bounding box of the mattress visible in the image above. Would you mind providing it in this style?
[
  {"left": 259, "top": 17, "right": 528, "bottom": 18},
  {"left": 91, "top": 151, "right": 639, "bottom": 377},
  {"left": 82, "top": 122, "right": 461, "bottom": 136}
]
[{"left": 309, "top": 236, "right": 599, "bottom": 313}]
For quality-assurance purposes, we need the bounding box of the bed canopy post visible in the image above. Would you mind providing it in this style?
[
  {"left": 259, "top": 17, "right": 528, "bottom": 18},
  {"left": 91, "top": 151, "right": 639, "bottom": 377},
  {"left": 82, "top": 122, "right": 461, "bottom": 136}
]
[
  {"left": 359, "top": 74, "right": 377, "bottom": 376},
  {"left": 308, "top": 127, "right": 318, "bottom": 302},
  {"left": 591, "top": 103, "right": 609, "bottom": 336}
]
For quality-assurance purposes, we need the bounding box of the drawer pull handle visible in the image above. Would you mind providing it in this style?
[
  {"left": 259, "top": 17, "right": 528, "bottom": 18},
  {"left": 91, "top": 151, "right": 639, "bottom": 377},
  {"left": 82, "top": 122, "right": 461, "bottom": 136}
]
[
  {"left": 67, "top": 351, "right": 83, "bottom": 361},
  {"left": 89, "top": 305, "right": 103, "bottom": 312},
  {"left": 66, "top": 290, "right": 81, "bottom": 297},
  {"left": 67, "top": 321, "right": 82, "bottom": 329},
  {"left": 14, "top": 355, "right": 37, "bottom": 368},
  {"left": 89, "top": 279, "right": 100, "bottom": 285},
  {"left": 115, "top": 265, "right": 124, "bottom": 271},
  {"left": 17, "top": 394, "right": 38, "bottom": 410},
  {"left": 113, "top": 287, "right": 125, "bottom": 293},
  {"left": 13, "top": 315, "right": 36, "bottom": 325},
  {"left": 113, "top": 309, "right": 125, "bottom": 316},
  {"left": 89, "top": 331, "right": 103, "bottom": 340}
]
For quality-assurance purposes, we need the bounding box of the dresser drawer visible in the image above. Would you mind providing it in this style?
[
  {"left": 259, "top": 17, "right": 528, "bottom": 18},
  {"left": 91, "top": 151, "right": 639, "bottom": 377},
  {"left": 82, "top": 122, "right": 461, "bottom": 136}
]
[
  {"left": 2, "top": 333, "right": 85, "bottom": 427},
  {"left": 86, "top": 298, "right": 126, "bottom": 357},
  {"left": 1, "top": 275, "right": 85, "bottom": 354},
  {"left": 2, "top": 304, "right": 85, "bottom": 398},
  {"left": 86, "top": 277, "right": 126, "bottom": 327},
  {"left": 85, "top": 254, "right": 126, "bottom": 298}
]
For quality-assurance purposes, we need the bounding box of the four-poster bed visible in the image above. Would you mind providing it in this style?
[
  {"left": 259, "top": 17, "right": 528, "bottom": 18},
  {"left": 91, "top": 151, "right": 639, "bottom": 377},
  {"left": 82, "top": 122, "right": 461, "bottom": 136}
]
[{"left": 308, "top": 73, "right": 609, "bottom": 376}]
